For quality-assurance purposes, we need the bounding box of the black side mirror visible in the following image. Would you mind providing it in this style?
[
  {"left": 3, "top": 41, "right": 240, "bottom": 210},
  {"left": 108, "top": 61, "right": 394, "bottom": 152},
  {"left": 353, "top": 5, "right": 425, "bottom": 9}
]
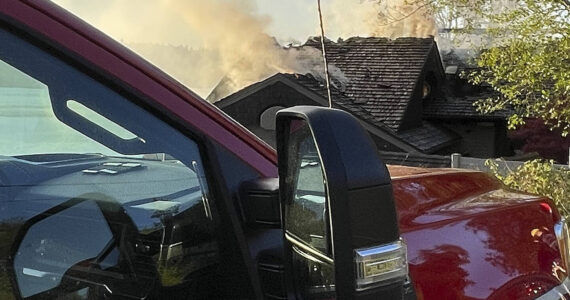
[
  {"left": 276, "top": 106, "right": 406, "bottom": 299},
  {"left": 9, "top": 195, "right": 155, "bottom": 299}
]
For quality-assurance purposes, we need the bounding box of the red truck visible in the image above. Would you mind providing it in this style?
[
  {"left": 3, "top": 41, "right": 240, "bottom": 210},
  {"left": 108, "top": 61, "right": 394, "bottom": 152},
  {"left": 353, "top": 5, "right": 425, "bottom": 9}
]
[{"left": 0, "top": 1, "right": 568, "bottom": 299}]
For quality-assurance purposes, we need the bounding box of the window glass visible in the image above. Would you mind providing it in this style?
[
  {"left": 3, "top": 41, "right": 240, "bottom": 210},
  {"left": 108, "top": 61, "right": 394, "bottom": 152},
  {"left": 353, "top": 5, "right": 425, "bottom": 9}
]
[
  {"left": 0, "top": 60, "right": 125, "bottom": 157},
  {"left": 260, "top": 106, "right": 285, "bottom": 130},
  {"left": 13, "top": 200, "right": 113, "bottom": 298},
  {"left": 284, "top": 120, "right": 335, "bottom": 299},
  {"left": 285, "top": 120, "right": 329, "bottom": 254},
  {"left": 0, "top": 28, "right": 218, "bottom": 299}
]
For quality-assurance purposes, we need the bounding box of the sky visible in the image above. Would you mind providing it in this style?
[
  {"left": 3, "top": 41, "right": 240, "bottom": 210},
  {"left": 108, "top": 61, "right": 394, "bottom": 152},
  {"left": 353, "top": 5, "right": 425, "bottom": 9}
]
[
  {"left": 52, "top": 0, "right": 324, "bottom": 47},
  {"left": 49, "top": 0, "right": 435, "bottom": 98}
]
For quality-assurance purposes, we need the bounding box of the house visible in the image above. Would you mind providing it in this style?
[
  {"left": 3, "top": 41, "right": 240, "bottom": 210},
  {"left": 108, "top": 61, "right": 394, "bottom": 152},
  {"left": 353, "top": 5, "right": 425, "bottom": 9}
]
[
  {"left": 426, "top": 49, "right": 513, "bottom": 157},
  {"left": 213, "top": 37, "right": 512, "bottom": 158}
]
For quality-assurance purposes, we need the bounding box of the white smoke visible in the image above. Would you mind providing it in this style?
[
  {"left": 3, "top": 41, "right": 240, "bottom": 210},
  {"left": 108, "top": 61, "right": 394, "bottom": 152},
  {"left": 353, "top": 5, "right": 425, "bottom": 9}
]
[
  {"left": 52, "top": 0, "right": 452, "bottom": 100},
  {"left": 324, "top": 0, "right": 437, "bottom": 39}
]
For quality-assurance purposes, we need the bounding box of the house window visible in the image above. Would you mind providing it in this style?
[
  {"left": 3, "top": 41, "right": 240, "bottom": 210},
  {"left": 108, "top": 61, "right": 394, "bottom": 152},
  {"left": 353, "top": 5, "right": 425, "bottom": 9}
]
[
  {"left": 422, "top": 82, "right": 431, "bottom": 99},
  {"left": 423, "top": 71, "right": 438, "bottom": 100},
  {"left": 260, "top": 106, "right": 285, "bottom": 130}
]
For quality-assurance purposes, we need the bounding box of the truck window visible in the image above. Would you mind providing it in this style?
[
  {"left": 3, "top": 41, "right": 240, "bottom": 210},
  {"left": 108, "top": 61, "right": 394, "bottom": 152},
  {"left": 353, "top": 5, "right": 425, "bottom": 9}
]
[{"left": 0, "top": 27, "right": 220, "bottom": 299}]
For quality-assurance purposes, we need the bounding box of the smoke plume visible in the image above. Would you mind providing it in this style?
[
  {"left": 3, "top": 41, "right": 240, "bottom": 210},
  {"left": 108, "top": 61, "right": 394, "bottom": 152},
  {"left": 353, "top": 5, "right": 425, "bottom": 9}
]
[
  {"left": 325, "top": 0, "right": 437, "bottom": 39},
  {"left": 54, "top": 0, "right": 442, "bottom": 101},
  {"left": 159, "top": 0, "right": 348, "bottom": 101}
]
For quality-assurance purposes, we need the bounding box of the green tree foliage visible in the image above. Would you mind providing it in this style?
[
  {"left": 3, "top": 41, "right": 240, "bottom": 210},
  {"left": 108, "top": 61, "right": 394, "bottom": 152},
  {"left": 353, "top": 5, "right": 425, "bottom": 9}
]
[
  {"left": 451, "top": 0, "right": 569, "bottom": 134},
  {"left": 486, "top": 159, "right": 570, "bottom": 217},
  {"left": 465, "top": 0, "right": 570, "bottom": 135}
]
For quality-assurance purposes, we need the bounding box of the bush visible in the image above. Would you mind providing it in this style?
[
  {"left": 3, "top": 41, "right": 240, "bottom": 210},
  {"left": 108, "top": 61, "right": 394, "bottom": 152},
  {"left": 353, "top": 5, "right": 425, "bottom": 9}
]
[{"left": 486, "top": 159, "right": 570, "bottom": 217}]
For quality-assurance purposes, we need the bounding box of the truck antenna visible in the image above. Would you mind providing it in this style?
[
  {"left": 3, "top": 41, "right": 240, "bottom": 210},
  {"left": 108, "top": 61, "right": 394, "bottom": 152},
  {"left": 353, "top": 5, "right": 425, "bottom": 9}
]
[{"left": 317, "top": 0, "right": 333, "bottom": 108}]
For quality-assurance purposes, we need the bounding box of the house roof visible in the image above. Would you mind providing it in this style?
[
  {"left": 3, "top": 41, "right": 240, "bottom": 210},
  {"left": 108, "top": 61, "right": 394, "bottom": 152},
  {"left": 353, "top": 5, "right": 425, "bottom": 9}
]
[
  {"left": 423, "top": 95, "right": 511, "bottom": 120},
  {"left": 424, "top": 76, "right": 512, "bottom": 120},
  {"left": 302, "top": 36, "right": 439, "bottom": 130},
  {"left": 216, "top": 37, "right": 462, "bottom": 154},
  {"left": 281, "top": 73, "right": 459, "bottom": 152},
  {"left": 217, "top": 71, "right": 458, "bottom": 153},
  {"left": 424, "top": 51, "right": 512, "bottom": 120},
  {"left": 396, "top": 122, "right": 459, "bottom": 153}
]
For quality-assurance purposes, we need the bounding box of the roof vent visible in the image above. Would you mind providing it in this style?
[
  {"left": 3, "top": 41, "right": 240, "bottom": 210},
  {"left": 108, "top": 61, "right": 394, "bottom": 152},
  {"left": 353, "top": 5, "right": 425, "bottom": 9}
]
[{"left": 445, "top": 65, "right": 459, "bottom": 75}]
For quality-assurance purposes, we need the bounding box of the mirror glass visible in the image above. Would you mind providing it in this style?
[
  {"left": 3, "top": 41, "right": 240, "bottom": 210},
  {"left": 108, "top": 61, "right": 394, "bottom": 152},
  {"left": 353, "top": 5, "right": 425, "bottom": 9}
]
[
  {"left": 13, "top": 200, "right": 113, "bottom": 298},
  {"left": 283, "top": 119, "right": 335, "bottom": 299},
  {"left": 285, "top": 119, "right": 328, "bottom": 253}
]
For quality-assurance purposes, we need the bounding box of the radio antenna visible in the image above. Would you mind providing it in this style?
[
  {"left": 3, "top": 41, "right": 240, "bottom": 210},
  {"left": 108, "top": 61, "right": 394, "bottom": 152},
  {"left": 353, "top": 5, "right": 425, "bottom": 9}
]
[{"left": 317, "top": 0, "right": 333, "bottom": 108}]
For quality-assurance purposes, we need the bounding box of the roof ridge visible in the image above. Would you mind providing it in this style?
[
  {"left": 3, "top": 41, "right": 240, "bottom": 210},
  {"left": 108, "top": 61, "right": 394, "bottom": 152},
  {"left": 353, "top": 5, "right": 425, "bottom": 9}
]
[{"left": 302, "top": 35, "right": 435, "bottom": 47}]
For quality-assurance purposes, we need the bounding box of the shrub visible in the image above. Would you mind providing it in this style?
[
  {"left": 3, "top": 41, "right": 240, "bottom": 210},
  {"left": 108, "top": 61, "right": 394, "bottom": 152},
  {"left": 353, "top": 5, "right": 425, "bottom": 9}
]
[{"left": 486, "top": 159, "right": 570, "bottom": 217}]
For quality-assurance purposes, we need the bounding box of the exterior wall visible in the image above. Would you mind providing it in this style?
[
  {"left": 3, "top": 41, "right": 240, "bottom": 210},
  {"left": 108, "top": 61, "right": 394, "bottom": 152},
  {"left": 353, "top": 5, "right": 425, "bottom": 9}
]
[
  {"left": 494, "top": 121, "right": 513, "bottom": 157},
  {"left": 220, "top": 83, "right": 414, "bottom": 151},
  {"left": 219, "top": 81, "right": 321, "bottom": 126},
  {"left": 249, "top": 126, "right": 276, "bottom": 148},
  {"left": 219, "top": 82, "right": 323, "bottom": 148},
  {"left": 439, "top": 120, "right": 512, "bottom": 158}
]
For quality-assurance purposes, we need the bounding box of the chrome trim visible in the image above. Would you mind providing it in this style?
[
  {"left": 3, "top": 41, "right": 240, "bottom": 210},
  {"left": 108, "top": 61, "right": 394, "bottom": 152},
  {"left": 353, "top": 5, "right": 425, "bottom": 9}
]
[
  {"left": 554, "top": 217, "right": 570, "bottom": 274},
  {"left": 192, "top": 160, "right": 212, "bottom": 220},
  {"left": 354, "top": 239, "right": 408, "bottom": 291},
  {"left": 355, "top": 240, "right": 404, "bottom": 258},
  {"left": 292, "top": 245, "right": 327, "bottom": 265},
  {"left": 286, "top": 232, "right": 334, "bottom": 264},
  {"left": 536, "top": 276, "right": 570, "bottom": 300}
]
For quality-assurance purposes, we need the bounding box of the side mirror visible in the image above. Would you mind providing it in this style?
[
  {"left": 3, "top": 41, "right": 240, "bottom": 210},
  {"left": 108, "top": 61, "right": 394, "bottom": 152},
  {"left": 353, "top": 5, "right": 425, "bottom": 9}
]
[
  {"left": 9, "top": 196, "right": 154, "bottom": 299},
  {"left": 276, "top": 106, "right": 407, "bottom": 299}
]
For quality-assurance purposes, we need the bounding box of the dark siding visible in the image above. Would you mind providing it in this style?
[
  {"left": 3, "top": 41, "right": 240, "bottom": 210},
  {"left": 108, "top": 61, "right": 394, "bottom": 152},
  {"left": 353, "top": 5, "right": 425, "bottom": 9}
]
[
  {"left": 494, "top": 121, "right": 514, "bottom": 157},
  {"left": 220, "top": 81, "right": 323, "bottom": 126},
  {"left": 439, "top": 121, "right": 497, "bottom": 158}
]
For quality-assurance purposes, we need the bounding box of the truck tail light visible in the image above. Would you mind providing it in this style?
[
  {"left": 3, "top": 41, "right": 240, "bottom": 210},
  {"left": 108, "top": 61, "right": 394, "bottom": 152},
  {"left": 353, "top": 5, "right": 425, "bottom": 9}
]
[
  {"left": 554, "top": 217, "right": 570, "bottom": 275},
  {"left": 354, "top": 239, "right": 408, "bottom": 291}
]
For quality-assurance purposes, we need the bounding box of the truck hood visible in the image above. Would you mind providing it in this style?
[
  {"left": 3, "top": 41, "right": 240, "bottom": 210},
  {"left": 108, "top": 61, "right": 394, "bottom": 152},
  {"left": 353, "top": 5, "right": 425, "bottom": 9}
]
[{"left": 388, "top": 166, "right": 562, "bottom": 300}]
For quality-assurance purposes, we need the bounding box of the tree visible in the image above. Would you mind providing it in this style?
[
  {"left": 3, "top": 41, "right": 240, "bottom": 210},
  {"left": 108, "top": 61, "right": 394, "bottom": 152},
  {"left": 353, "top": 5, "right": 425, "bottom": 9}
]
[
  {"left": 509, "top": 118, "right": 570, "bottom": 163},
  {"left": 376, "top": 0, "right": 570, "bottom": 135},
  {"left": 465, "top": 0, "right": 570, "bottom": 136}
]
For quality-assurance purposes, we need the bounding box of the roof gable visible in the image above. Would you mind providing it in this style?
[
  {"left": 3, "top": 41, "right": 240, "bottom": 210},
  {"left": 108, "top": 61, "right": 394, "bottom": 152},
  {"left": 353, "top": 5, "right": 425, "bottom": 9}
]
[
  {"left": 215, "top": 37, "right": 460, "bottom": 154},
  {"left": 215, "top": 73, "right": 329, "bottom": 109},
  {"left": 303, "top": 36, "right": 437, "bottom": 130}
]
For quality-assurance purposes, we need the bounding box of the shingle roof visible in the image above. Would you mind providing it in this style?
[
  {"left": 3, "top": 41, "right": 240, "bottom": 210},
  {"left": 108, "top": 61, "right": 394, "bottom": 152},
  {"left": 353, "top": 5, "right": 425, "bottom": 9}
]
[
  {"left": 216, "top": 37, "right": 461, "bottom": 154},
  {"left": 423, "top": 63, "right": 511, "bottom": 120},
  {"left": 396, "top": 122, "right": 459, "bottom": 153},
  {"left": 282, "top": 73, "right": 459, "bottom": 153},
  {"left": 427, "top": 49, "right": 511, "bottom": 120},
  {"left": 281, "top": 73, "right": 392, "bottom": 130},
  {"left": 379, "top": 151, "right": 451, "bottom": 168},
  {"left": 423, "top": 95, "right": 511, "bottom": 119},
  {"left": 302, "top": 36, "right": 436, "bottom": 130}
]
